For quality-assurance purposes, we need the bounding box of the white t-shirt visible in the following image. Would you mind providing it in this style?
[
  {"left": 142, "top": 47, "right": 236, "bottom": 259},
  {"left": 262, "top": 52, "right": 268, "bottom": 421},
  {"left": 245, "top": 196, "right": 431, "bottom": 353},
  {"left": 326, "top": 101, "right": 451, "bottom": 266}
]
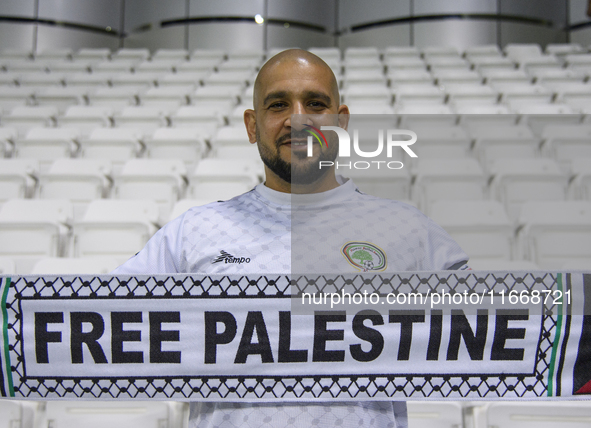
[{"left": 113, "top": 177, "right": 469, "bottom": 428}]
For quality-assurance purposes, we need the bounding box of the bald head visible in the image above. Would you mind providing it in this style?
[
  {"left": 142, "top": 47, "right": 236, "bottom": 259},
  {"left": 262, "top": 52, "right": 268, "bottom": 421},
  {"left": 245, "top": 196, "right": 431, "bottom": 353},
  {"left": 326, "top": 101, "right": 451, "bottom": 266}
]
[{"left": 253, "top": 49, "right": 340, "bottom": 110}]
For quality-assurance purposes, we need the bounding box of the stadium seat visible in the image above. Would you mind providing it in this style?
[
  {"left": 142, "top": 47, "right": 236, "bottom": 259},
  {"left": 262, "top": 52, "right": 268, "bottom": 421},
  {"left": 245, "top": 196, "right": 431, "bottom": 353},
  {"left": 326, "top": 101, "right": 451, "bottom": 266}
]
[
  {"left": 46, "top": 60, "right": 92, "bottom": 73},
  {"left": 469, "top": 124, "right": 541, "bottom": 166},
  {"left": 383, "top": 46, "right": 421, "bottom": 59},
  {"left": 480, "top": 68, "right": 532, "bottom": 85},
  {"left": 551, "top": 82, "right": 591, "bottom": 111},
  {"left": 13, "top": 127, "right": 80, "bottom": 171},
  {"left": 0, "top": 257, "right": 16, "bottom": 274},
  {"left": 397, "top": 105, "right": 457, "bottom": 128},
  {"left": 202, "top": 70, "right": 253, "bottom": 87},
  {"left": 57, "top": 106, "right": 113, "bottom": 135},
  {"left": 110, "top": 72, "right": 160, "bottom": 89},
  {"left": 187, "top": 158, "right": 261, "bottom": 202},
  {"left": 227, "top": 49, "right": 264, "bottom": 61},
  {"left": 464, "top": 44, "right": 502, "bottom": 57},
  {"left": 0, "top": 126, "right": 17, "bottom": 157},
  {"left": 384, "top": 57, "right": 426, "bottom": 71},
  {"left": 113, "top": 159, "right": 187, "bottom": 222},
  {"left": 37, "top": 158, "right": 112, "bottom": 219},
  {"left": 455, "top": 105, "right": 518, "bottom": 128},
  {"left": 134, "top": 59, "right": 181, "bottom": 74},
  {"left": 342, "top": 69, "right": 386, "bottom": 87},
  {"left": 412, "top": 158, "right": 487, "bottom": 214},
  {"left": 152, "top": 48, "right": 189, "bottom": 61},
  {"left": 393, "top": 85, "right": 446, "bottom": 105},
  {"left": 169, "top": 105, "right": 225, "bottom": 134},
  {"left": 344, "top": 47, "right": 380, "bottom": 60},
  {"left": 0, "top": 159, "right": 39, "bottom": 202},
  {"left": 422, "top": 46, "right": 460, "bottom": 57},
  {"left": 545, "top": 43, "right": 585, "bottom": 56},
  {"left": 143, "top": 127, "right": 207, "bottom": 166},
  {"left": 73, "top": 48, "right": 111, "bottom": 61},
  {"left": 445, "top": 84, "right": 498, "bottom": 106},
  {"left": 496, "top": 83, "right": 553, "bottom": 106},
  {"left": 517, "top": 108, "right": 580, "bottom": 136},
  {"left": 87, "top": 86, "right": 139, "bottom": 109},
  {"left": 425, "top": 57, "right": 469, "bottom": 71},
  {"left": 78, "top": 128, "right": 143, "bottom": 172},
  {"left": 412, "top": 125, "right": 472, "bottom": 159},
  {"left": 0, "top": 48, "right": 33, "bottom": 60},
  {"left": 218, "top": 57, "right": 262, "bottom": 72},
  {"left": 176, "top": 58, "right": 221, "bottom": 73},
  {"left": 113, "top": 106, "right": 169, "bottom": 130},
  {"left": 387, "top": 69, "right": 433, "bottom": 86},
  {"left": 570, "top": 157, "right": 591, "bottom": 201},
  {"left": 139, "top": 85, "right": 193, "bottom": 108},
  {"left": 31, "top": 256, "right": 119, "bottom": 274},
  {"left": 63, "top": 71, "right": 112, "bottom": 88},
  {"left": 541, "top": 124, "right": 591, "bottom": 169},
  {"left": 210, "top": 125, "right": 257, "bottom": 159},
  {"left": 0, "top": 87, "right": 35, "bottom": 112},
  {"left": 92, "top": 59, "right": 139, "bottom": 73},
  {"left": 472, "top": 395, "right": 591, "bottom": 428},
  {"left": 190, "top": 84, "right": 241, "bottom": 106},
  {"left": 34, "top": 86, "right": 88, "bottom": 112},
  {"left": 112, "top": 48, "right": 151, "bottom": 62},
  {"left": 342, "top": 84, "right": 392, "bottom": 105},
  {"left": 2, "top": 106, "right": 58, "bottom": 136},
  {"left": 190, "top": 49, "right": 226, "bottom": 61},
  {"left": 0, "top": 199, "right": 73, "bottom": 273},
  {"left": 406, "top": 401, "right": 463, "bottom": 428},
  {"left": 71, "top": 199, "right": 160, "bottom": 262},
  {"left": 470, "top": 55, "right": 515, "bottom": 72},
  {"left": 433, "top": 69, "right": 482, "bottom": 85},
  {"left": 489, "top": 159, "right": 569, "bottom": 220},
  {"left": 157, "top": 72, "right": 208, "bottom": 88},
  {"left": 308, "top": 47, "right": 341, "bottom": 62},
  {"left": 429, "top": 200, "right": 515, "bottom": 263},
  {"left": 0, "top": 399, "right": 33, "bottom": 428},
  {"left": 343, "top": 56, "right": 383, "bottom": 71},
  {"left": 532, "top": 68, "right": 586, "bottom": 85}
]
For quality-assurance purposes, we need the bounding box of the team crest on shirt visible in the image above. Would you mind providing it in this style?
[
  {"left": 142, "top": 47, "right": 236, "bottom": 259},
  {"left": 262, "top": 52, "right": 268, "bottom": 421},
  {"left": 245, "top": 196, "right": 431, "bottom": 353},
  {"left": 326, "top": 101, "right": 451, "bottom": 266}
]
[{"left": 341, "top": 242, "right": 387, "bottom": 272}]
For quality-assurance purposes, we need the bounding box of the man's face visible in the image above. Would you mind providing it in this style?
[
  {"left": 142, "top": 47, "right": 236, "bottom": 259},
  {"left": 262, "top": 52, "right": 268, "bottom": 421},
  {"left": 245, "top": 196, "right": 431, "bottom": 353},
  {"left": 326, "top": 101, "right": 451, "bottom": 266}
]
[{"left": 245, "top": 57, "right": 348, "bottom": 186}]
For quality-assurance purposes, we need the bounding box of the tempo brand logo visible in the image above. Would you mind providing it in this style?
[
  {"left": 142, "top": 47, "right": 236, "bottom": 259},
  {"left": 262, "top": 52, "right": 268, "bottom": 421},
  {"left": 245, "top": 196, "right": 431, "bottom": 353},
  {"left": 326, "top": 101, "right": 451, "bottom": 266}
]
[{"left": 306, "top": 126, "right": 418, "bottom": 170}]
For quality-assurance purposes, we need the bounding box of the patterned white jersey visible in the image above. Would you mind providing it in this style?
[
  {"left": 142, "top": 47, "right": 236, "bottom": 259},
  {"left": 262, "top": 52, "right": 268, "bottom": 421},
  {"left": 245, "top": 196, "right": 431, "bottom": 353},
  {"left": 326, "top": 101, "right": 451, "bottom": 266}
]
[{"left": 112, "top": 177, "right": 469, "bottom": 428}]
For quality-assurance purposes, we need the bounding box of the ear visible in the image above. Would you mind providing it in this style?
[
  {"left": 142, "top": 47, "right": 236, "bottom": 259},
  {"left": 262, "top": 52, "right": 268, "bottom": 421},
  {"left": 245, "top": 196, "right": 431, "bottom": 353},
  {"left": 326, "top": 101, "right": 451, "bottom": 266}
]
[
  {"left": 244, "top": 109, "right": 257, "bottom": 144},
  {"left": 337, "top": 104, "right": 350, "bottom": 131}
]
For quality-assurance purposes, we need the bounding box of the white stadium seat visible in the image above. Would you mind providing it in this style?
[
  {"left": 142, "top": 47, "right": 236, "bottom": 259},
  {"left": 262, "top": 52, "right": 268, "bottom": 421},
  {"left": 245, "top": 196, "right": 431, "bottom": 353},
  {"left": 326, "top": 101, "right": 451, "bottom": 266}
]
[
  {"left": 134, "top": 59, "right": 181, "bottom": 74},
  {"left": 139, "top": 85, "right": 193, "bottom": 108},
  {"left": 412, "top": 158, "right": 487, "bottom": 214},
  {"left": 384, "top": 57, "right": 426, "bottom": 71},
  {"left": 412, "top": 125, "right": 472, "bottom": 159},
  {"left": 0, "top": 159, "right": 39, "bottom": 202},
  {"left": 0, "top": 257, "right": 16, "bottom": 274},
  {"left": 210, "top": 125, "right": 257, "bottom": 159},
  {"left": 112, "top": 47, "right": 151, "bottom": 61},
  {"left": 473, "top": 401, "right": 591, "bottom": 428},
  {"left": 406, "top": 401, "right": 463, "bottom": 428},
  {"left": 430, "top": 200, "right": 515, "bottom": 263},
  {"left": 113, "top": 159, "right": 187, "bottom": 222},
  {"left": 2, "top": 106, "right": 58, "bottom": 136},
  {"left": 469, "top": 124, "right": 541, "bottom": 166},
  {"left": 464, "top": 44, "right": 502, "bottom": 57},
  {"left": 169, "top": 105, "right": 225, "bottom": 134},
  {"left": 0, "top": 199, "right": 73, "bottom": 273},
  {"left": 191, "top": 49, "right": 226, "bottom": 61},
  {"left": 31, "top": 256, "right": 120, "bottom": 274},
  {"left": 188, "top": 158, "right": 261, "bottom": 202},
  {"left": 152, "top": 48, "right": 189, "bottom": 60},
  {"left": 73, "top": 47, "right": 111, "bottom": 61},
  {"left": 78, "top": 128, "right": 143, "bottom": 172},
  {"left": 342, "top": 84, "right": 392, "bottom": 105},
  {"left": 87, "top": 86, "right": 139, "bottom": 109},
  {"left": 57, "top": 106, "right": 113, "bottom": 134},
  {"left": 157, "top": 72, "right": 208, "bottom": 88},
  {"left": 34, "top": 86, "right": 88, "bottom": 112},
  {"left": 570, "top": 158, "right": 591, "bottom": 201},
  {"left": 445, "top": 84, "right": 498, "bottom": 107},
  {"left": 308, "top": 47, "right": 341, "bottom": 62},
  {"left": 143, "top": 127, "right": 207, "bottom": 165},
  {"left": 393, "top": 84, "right": 446, "bottom": 105},
  {"left": 489, "top": 159, "right": 569, "bottom": 220},
  {"left": 383, "top": 46, "right": 421, "bottom": 59},
  {"left": 387, "top": 69, "right": 433, "bottom": 86},
  {"left": 0, "top": 126, "right": 17, "bottom": 157},
  {"left": 37, "top": 158, "right": 112, "bottom": 219},
  {"left": 92, "top": 59, "right": 139, "bottom": 73},
  {"left": 480, "top": 68, "right": 532, "bottom": 85},
  {"left": 110, "top": 72, "right": 160, "bottom": 89},
  {"left": 0, "top": 87, "right": 35, "bottom": 112},
  {"left": 13, "top": 127, "right": 80, "bottom": 171},
  {"left": 71, "top": 199, "right": 160, "bottom": 262},
  {"left": 64, "top": 71, "right": 112, "bottom": 88},
  {"left": 433, "top": 69, "right": 482, "bottom": 85},
  {"left": 397, "top": 105, "right": 457, "bottom": 128},
  {"left": 113, "top": 106, "right": 169, "bottom": 130}
]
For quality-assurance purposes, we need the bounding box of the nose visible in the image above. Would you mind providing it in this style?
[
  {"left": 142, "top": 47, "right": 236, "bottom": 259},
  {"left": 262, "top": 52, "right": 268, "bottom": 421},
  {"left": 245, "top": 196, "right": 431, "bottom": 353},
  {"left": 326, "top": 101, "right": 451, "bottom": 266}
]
[{"left": 285, "top": 102, "right": 313, "bottom": 131}]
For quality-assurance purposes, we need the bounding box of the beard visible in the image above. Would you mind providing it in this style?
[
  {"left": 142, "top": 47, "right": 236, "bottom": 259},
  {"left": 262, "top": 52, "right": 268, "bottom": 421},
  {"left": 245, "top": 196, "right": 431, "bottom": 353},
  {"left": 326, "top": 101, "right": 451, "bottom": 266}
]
[{"left": 256, "top": 128, "right": 338, "bottom": 185}]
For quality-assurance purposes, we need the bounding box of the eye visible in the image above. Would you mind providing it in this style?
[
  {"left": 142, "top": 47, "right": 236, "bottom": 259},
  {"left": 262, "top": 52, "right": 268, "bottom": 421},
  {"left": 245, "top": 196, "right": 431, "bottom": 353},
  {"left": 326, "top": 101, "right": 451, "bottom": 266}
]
[
  {"left": 268, "top": 101, "right": 287, "bottom": 109},
  {"left": 309, "top": 100, "right": 328, "bottom": 108}
]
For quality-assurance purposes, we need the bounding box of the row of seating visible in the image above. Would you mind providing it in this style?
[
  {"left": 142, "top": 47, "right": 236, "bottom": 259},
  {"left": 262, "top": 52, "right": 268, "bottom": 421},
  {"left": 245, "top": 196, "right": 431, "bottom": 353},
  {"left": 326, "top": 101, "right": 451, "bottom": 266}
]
[
  {"left": 3, "top": 399, "right": 588, "bottom": 428},
  {"left": 0, "top": 194, "right": 589, "bottom": 274}
]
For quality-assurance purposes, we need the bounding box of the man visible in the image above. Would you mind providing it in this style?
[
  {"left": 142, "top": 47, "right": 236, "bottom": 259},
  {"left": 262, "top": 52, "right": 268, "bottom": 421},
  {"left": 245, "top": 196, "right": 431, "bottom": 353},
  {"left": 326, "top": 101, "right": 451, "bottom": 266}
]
[{"left": 113, "top": 49, "right": 469, "bottom": 427}]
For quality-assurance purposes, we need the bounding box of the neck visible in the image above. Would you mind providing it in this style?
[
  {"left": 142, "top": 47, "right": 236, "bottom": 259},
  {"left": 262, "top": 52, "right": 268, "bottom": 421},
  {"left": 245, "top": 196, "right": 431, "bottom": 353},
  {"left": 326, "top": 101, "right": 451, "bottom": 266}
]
[{"left": 263, "top": 166, "right": 340, "bottom": 194}]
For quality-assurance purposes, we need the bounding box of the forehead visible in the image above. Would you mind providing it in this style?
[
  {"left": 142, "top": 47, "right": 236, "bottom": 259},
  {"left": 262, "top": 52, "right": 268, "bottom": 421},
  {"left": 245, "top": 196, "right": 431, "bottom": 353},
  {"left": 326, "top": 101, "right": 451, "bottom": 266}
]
[{"left": 257, "top": 59, "right": 336, "bottom": 101}]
